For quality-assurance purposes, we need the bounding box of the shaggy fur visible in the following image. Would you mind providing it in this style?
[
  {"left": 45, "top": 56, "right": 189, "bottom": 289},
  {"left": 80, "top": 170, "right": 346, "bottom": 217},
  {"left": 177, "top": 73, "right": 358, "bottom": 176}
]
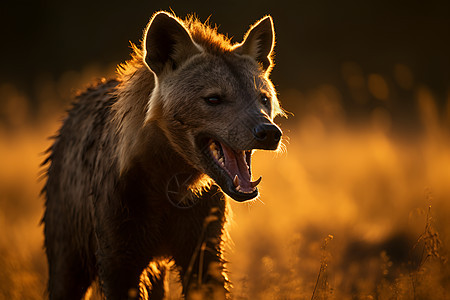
[{"left": 42, "top": 11, "right": 283, "bottom": 300}]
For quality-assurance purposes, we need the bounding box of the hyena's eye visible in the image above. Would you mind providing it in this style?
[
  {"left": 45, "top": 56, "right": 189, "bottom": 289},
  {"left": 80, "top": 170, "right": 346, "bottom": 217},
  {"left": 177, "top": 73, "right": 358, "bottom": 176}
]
[
  {"left": 261, "top": 95, "right": 270, "bottom": 107},
  {"left": 205, "top": 96, "right": 222, "bottom": 106}
]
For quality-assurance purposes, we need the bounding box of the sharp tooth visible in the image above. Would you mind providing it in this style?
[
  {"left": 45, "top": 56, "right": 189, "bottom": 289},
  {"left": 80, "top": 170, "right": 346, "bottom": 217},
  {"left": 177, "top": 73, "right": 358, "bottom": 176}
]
[
  {"left": 235, "top": 185, "right": 241, "bottom": 191},
  {"left": 218, "top": 157, "right": 224, "bottom": 165},
  {"left": 233, "top": 175, "right": 240, "bottom": 187},
  {"left": 212, "top": 149, "right": 219, "bottom": 159},
  {"left": 250, "top": 176, "right": 262, "bottom": 188}
]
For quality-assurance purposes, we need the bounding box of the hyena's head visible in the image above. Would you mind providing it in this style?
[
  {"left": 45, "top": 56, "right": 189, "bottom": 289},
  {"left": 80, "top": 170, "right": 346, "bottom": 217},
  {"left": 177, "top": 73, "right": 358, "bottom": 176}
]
[{"left": 143, "top": 12, "right": 284, "bottom": 201}]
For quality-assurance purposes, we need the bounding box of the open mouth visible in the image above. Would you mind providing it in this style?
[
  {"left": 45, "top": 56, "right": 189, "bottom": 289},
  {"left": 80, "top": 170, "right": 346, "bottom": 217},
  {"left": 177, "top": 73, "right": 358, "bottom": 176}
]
[{"left": 206, "top": 139, "right": 261, "bottom": 201}]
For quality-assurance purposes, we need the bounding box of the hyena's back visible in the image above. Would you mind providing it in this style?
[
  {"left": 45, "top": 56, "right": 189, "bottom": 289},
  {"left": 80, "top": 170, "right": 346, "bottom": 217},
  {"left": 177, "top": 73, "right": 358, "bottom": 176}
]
[{"left": 43, "top": 79, "right": 120, "bottom": 298}]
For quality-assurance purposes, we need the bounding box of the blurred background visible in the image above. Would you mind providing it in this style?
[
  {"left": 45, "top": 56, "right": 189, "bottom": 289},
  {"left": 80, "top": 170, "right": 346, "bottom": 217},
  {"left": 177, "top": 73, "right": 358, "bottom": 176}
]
[{"left": 1, "top": 0, "right": 449, "bottom": 298}]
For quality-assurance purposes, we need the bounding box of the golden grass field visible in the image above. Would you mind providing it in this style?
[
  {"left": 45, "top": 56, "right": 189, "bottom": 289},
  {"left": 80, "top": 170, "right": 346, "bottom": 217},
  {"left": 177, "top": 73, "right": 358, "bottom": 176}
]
[{"left": 0, "top": 63, "right": 449, "bottom": 299}]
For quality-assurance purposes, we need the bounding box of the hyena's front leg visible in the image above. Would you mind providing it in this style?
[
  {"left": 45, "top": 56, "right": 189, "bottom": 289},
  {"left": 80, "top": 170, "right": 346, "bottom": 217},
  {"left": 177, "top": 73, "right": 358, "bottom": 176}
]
[
  {"left": 170, "top": 190, "right": 229, "bottom": 299},
  {"left": 96, "top": 241, "right": 150, "bottom": 300},
  {"left": 94, "top": 217, "right": 157, "bottom": 300}
]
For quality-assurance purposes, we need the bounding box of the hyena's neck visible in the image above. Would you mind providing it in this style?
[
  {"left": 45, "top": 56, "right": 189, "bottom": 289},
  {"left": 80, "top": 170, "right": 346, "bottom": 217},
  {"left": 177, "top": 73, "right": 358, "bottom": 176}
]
[
  {"left": 112, "top": 60, "right": 203, "bottom": 196},
  {"left": 112, "top": 56, "right": 156, "bottom": 174}
]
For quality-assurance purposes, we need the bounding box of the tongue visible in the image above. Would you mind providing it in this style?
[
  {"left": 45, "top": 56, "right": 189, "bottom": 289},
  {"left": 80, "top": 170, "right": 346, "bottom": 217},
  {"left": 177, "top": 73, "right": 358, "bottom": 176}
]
[{"left": 220, "top": 142, "right": 253, "bottom": 193}]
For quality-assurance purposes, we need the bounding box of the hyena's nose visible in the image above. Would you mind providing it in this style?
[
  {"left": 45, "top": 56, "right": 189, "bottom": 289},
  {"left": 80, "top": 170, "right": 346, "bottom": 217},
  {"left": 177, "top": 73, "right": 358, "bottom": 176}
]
[{"left": 252, "top": 123, "right": 282, "bottom": 150}]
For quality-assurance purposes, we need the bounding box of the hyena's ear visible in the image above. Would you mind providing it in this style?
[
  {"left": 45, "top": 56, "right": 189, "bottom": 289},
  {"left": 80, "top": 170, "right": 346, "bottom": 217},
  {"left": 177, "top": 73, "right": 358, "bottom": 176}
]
[
  {"left": 234, "top": 16, "right": 275, "bottom": 73},
  {"left": 143, "top": 12, "right": 200, "bottom": 75}
]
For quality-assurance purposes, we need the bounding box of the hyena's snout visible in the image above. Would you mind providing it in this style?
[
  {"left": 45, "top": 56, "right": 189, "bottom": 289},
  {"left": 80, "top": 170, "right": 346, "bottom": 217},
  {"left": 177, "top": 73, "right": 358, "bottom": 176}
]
[{"left": 252, "top": 123, "right": 282, "bottom": 150}]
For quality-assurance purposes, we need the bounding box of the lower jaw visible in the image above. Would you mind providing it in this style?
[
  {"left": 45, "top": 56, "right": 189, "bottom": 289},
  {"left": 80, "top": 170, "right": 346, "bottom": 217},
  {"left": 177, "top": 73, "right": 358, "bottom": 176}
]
[
  {"left": 207, "top": 164, "right": 259, "bottom": 200},
  {"left": 224, "top": 186, "right": 259, "bottom": 202},
  {"left": 215, "top": 175, "right": 259, "bottom": 201}
]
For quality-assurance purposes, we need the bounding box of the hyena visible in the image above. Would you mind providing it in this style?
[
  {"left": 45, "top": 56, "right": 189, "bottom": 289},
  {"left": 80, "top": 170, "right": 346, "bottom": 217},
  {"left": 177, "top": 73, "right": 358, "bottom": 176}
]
[{"left": 42, "top": 11, "right": 284, "bottom": 300}]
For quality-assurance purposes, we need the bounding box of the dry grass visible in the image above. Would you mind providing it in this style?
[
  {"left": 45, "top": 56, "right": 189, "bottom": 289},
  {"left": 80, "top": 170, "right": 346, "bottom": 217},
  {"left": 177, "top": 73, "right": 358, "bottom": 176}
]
[{"left": 0, "top": 62, "right": 449, "bottom": 299}]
